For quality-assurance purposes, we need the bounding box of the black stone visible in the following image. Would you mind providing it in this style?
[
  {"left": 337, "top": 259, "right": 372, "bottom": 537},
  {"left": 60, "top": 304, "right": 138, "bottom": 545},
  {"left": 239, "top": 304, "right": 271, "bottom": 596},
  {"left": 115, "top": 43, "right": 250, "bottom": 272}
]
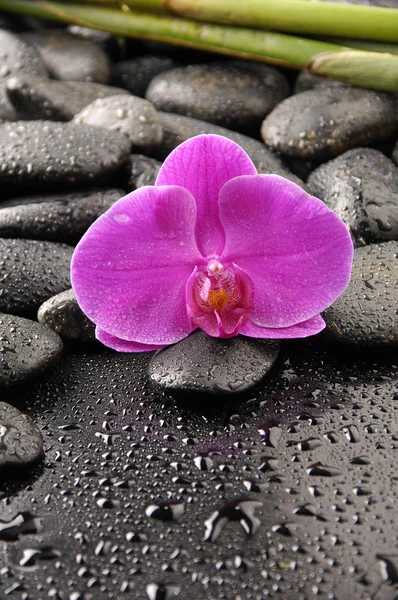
[
  {"left": 261, "top": 86, "right": 398, "bottom": 160},
  {"left": 124, "top": 154, "right": 162, "bottom": 189},
  {"left": 112, "top": 55, "right": 178, "bottom": 97},
  {"left": 0, "top": 188, "right": 123, "bottom": 244},
  {"left": 0, "top": 401, "right": 43, "bottom": 469},
  {"left": 154, "top": 112, "right": 304, "bottom": 187},
  {"left": 148, "top": 330, "right": 280, "bottom": 395},
  {"left": 294, "top": 71, "right": 347, "bottom": 94},
  {"left": 323, "top": 241, "right": 398, "bottom": 345},
  {"left": 0, "top": 313, "right": 63, "bottom": 388},
  {"left": 0, "top": 82, "right": 19, "bottom": 120},
  {"left": 73, "top": 95, "right": 163, "bottom": 152},
  {"left": 38, "top": 289, "right": 95, "bottom": 343},
  {"left": 284, "top": 157, "right": 317, "bottom": 182},
  {"left": 67, "top": 24, "right": 117, "bottom": 55},
  {"left": 391, "top": 136, "right": 398, "bottom": 166},
  {"left": 0, "top": 29, "right": 48, "bottom": 82},
  {"left": 0, "top": 238, "right": 73, "bottom": 317},
  {"left": 22, "top": 29, "right": 111, "bottom": 83},
  {"left": 6, "top": 76, "right": 129, "bottom": 121},
  {"left": 146, "top": 61, "right": 289, "bottom": 133},
  {"left": 308, "top": 148, "right": 398, "bottom": 245},
  {"left": 0, "top": 121, "right": 131, "bottom": 188}
]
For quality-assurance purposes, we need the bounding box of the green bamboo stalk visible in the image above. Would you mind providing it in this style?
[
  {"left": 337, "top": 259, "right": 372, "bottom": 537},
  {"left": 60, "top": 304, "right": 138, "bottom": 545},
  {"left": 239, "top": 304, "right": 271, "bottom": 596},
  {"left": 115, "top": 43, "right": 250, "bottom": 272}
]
[
  {"left": 308, "top": 50, "right": 398, "bottom": 91},
  {"left": 2, "top": 0, "right": 398, "bottom": 91},
  {"left": 61, "top": 0, "right": 167, "bottom": 10},
  {"left": 24, "top": 0, "right": 398, "bottom": 44},
  {"left": 27, "top": 1, "right": 398, "bottom": 56},
  {"left": 316, "top": 37, "right": 398, "bottom": 56},
  {"left": 0, "top": 0, "right": 348, "bottom": 69},
  {"left": 166, "top": 0, "right": 398, "bottom": 43}
]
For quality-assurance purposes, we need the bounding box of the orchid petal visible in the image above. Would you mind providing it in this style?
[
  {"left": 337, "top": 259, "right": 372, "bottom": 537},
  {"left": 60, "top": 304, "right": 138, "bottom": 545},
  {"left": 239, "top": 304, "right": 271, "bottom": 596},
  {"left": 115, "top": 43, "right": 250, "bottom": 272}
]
[
  {"left": 156, "top": 134, "right": 257, "bottom": 257},
  {"left": 240, "top": 314, "right": 326, "bottom": 339},
  {"left": 71, "top": 185, "right": 202, "bottom": 345},
  {"left": 96, "top": 327, "right": 167, "bottom": 352},
  {"left": 219, "top": 175, "right": 353, "bottom": 328}
]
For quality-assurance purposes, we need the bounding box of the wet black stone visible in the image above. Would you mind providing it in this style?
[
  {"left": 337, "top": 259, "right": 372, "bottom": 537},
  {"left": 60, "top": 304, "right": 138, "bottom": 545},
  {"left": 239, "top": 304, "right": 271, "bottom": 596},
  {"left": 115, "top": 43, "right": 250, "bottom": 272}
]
[
  {"left": 0, "top": 188, "right": 122, "bottom": 244},
  {"left": 0, "top": 401, "right": 43, "bottom": 469},
  {"left": 261, "top": 86, "right": 398, "bottom": 160},
  {"left": 0, "top": 29, "right": 48, "bottom": 82},
  {"left": 22, "top": 29, "right": 111, "bottom": 83},
  {"left": 284, "top": 157, "right": 317, "bottom": 182},
  {"left": 73, "top": 95, "right": 163, "bottom": 152},
  {"left": 308, "top": 148, "right": 398, "bottom": 245},
  {"left": 146, "top": 61, "right": 289, "bottom": 133},
  {"left": 294, "top": 71, "right": 347, "bottom": 94},
  {"left": 153, "top": 112, "right": 304, "bottom": 187},
  {"left": 125, "top": 154, "right": 162, "bottom": 189},
  {"left": 391, "top": 136, "right": 398, "bottom": 166},
  {"left": 0, "top": 82, "right": 18, "bottom": 120},
  {"left": 0, "top": 121, "right": 131, "bottom": 188},
  {"left": 112, "top": 55, "right": 178, "bottom": 97},
  {"left": 323, "top": 241, "right": 398, "bottom": 345},
  {"left": 6, "top": 76, "right": 129, "bottom": 121},
  {"left": 38, "top": 289, "right": 95, "bottom": 343},
  {"left": 0, "top": 238, "right": 73, "bottom": 317},
  {"left": 148, "top": 330, "right": 280, "bottom": 395},
  {"left": 67, "top": 24, "right": 116, "bottom": 50},
  {"left": 0, "top": 313, "right": 63, "bottom": 389}
]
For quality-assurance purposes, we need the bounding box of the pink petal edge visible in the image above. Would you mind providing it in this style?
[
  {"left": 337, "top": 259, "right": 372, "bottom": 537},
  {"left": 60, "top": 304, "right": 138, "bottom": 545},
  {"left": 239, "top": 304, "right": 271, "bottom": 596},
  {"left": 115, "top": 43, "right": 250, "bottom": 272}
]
[
  {"left": 96, "top": 327, "right": 167, "bottom": 352},
  {"left": 240, "top": 314, "right": 326, "bottom": 339},
  {"left": 219, "top": 175, "right": 354, "bottom": 328},
  {"left": 156, "top": 134, "right": 257, "bottom": 257}
]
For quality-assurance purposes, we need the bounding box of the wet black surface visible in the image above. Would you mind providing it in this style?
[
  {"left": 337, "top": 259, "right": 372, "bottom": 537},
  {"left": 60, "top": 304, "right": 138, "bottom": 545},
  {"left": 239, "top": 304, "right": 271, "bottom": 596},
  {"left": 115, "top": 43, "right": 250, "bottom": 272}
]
[{"left": 1, "top": 340, "right": 397, "bottom": 599}]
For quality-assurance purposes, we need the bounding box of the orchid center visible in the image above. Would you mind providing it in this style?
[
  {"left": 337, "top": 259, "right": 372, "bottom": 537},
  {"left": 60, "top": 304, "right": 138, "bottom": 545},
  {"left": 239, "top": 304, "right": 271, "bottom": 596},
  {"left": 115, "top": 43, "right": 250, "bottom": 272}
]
[
  {"left": 209, "top": 288, "right": 229, "bottom": 311},
  {"left": 187, "top": 261, "right": 255, "bottom": 337}
]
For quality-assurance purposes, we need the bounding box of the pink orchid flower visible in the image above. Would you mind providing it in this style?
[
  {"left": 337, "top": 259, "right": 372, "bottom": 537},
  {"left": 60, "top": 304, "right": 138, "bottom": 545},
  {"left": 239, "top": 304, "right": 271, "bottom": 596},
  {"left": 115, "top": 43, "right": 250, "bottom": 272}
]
[{"left": 71, "top": 134, "right": 353, "bottom": 352}]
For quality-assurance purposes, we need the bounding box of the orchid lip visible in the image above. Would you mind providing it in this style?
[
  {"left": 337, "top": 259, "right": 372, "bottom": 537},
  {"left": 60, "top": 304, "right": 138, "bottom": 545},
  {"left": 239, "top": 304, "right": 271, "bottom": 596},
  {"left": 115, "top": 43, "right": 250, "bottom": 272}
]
[{"left": 186, "top": 261, "right": 255, "bottom": 338}]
